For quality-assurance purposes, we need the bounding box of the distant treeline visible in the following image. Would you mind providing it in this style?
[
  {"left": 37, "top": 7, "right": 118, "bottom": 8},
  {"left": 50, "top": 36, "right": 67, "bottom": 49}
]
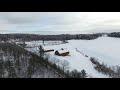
[
  {"left": 0, "top": 33, "right": 102, "bottom": 41},
  {"left": 107, "top": 32, "right": 120, "bottom": 38},
  {"left": 0, "top": 32, "right": 120, "bottom": 41}
]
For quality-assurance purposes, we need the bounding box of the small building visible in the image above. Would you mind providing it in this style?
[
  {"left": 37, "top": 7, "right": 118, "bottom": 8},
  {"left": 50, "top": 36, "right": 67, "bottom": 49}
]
[
  {"left": 44, "top": 49, "right": 54, "bottom": 52},
  {"left": 55, "top": 48, "right": 69, "bottom": 56},
  {"left": 42, "top": 47, "right": 54, "bottom": 52}
]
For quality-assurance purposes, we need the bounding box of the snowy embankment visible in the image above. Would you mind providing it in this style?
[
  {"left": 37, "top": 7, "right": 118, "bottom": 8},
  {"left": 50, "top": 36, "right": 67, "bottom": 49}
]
[
  {"left": 69, "top": 36, "right": 120, "bottom": 66},
  {"left": 25, "top": 36, "right": 120, "bottom": 78}
]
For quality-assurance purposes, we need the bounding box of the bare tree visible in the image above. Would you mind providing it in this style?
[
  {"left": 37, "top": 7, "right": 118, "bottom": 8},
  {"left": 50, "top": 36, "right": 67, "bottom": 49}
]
[
  {"left": 81, "top": 69, "right": 87, "bottom": 78},
  {"left": 115, "top": 66, "right": 120, "bottom": 78},
  {"left": 60, "top": 60, "right": 70, "bottom": 77},
  {"left": 0, "top": 59, "right": 5, "bottom": 78}
]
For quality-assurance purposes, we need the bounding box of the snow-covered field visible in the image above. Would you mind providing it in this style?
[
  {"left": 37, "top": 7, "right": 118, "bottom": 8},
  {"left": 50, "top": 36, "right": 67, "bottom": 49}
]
[
  {"left": 25, "top": 36, "right": 120, "bottom": 78},
  {"left": 69, "top": 36, "right": 120, "bottom": 66},
  {"left": 26, "top": 40, "right": 63, "bottom": 47}
]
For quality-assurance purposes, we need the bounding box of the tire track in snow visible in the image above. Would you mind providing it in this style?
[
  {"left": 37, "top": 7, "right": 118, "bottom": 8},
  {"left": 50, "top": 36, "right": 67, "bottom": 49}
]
[{"left": 75, "top": 48, "right": 89, "bottom": 58}]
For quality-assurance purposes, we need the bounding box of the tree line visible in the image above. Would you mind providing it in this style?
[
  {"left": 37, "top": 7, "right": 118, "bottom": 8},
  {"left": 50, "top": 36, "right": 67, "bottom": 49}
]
[
  {"left": 90, "top": 57, "right": 120, "bottom": 78},
  {"left": 1, "top": 32, "right": 120, "bottom": 42},
  {"left": 0, "top": 33, "right": 102, "bottom": 42}
]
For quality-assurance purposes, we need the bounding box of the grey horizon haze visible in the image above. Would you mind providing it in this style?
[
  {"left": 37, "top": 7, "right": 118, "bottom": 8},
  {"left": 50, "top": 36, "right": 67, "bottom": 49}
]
[{"left": 0, "top": 12, "right": 120, "bottom": 34}]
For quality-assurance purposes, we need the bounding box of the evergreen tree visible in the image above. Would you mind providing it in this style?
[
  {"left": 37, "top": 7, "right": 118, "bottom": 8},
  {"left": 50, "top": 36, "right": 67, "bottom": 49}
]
[
  {"left": 39, "top": 45, "right": 44, "bottom": 58},
  {"left": 81, "top": 69, "right": 87, "bottom": 78},
  {"left": 42, "top": 38, "right": 45, "bottom": 45},
  {"left": 70, "top": 69, "right": 81, "bottom": 78},
  {"left": 76, "top": 35, "right": 79, "bottom": 39},
  {"left": 0, "top": 59, "right": 5, "bottom": 78},
  {"left": 5, "top": 60, "right": 17, "bottom": 78}
]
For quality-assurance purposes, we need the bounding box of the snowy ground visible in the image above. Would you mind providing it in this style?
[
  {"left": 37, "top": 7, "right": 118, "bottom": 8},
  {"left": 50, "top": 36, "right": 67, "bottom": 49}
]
[
  {"left": 68, "top": 36, "right": 120, "bottom": 66},
  {"left": 25, "top": 36, "right": 120, "bottom": 78}
]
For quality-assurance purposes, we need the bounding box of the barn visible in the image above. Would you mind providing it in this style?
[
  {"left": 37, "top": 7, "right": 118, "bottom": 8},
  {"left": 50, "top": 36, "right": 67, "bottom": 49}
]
[
  {"left": 55, "top": 48, "right": 69, "bottom": 56},
  {"left": 44, "top": 49, "right": 54, "bottom": 52},
  {"left": 43, "top": 47, "right": 54, "bottom": 52}
]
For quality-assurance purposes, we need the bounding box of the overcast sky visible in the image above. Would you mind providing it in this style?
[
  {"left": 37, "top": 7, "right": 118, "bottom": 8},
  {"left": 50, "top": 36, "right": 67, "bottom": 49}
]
[{"left": 0, "top": 12, "right": 120, "bottom": 34}]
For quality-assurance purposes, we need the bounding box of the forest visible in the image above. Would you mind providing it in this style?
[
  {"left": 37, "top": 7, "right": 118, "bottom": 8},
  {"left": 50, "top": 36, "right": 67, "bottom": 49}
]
[
  {"left": 0, "top": 33, "right": 102, "bottom": 41},
  {"left": 0, "top": 42, "right": 87, "bottom": 78}
]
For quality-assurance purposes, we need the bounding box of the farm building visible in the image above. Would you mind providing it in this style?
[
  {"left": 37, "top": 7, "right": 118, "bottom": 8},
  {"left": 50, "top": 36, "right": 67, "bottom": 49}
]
[
  {"left": 42, "top": 47, "right": 54, "bottom": 52},
  {"left": 55, "top": 48, "right": 69, "bottom": 56},
  {"left": 44, "top": 49, "right": 54, "bottom": 52}
]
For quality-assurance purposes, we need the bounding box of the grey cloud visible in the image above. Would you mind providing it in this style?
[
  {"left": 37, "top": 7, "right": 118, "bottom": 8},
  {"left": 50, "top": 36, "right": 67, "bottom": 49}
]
[
  {"left": 0, "top": 12, "right": 70, "bottom": 24},
  {"left": 0, "top": 12, "right": 120, "bottom": 34},
  {"left": 0, "top": 12, "right": 46, "bottom": 24}
]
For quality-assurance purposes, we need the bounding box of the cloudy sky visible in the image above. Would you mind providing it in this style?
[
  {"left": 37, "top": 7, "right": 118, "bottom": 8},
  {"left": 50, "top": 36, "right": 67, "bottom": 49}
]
[{"left": 0, "top": 12, "right": 120, "bottom": 34}]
